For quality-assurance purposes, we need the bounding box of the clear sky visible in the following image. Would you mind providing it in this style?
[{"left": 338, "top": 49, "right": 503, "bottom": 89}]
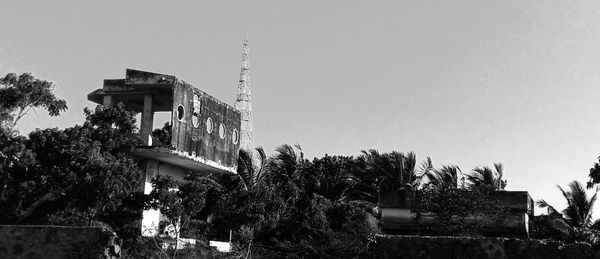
[{"left": 2, "top": 0, "right": 600, "bottom": 216}]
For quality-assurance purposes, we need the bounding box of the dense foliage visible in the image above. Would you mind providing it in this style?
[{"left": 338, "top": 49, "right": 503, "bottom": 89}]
[
  {"left": 588, "top": 157, "right": 600, "bottom": 188},
  {"left": 8, "top": 72, "right": 600, "bottom": 256},
  {"left": 536, "top": 181, "right": 600, "bottom": 243},
  {"left": 0, "top": 72, "right": 67, "bottom": 135},
  {"left": 414, "top": 185, "right": 504, "bottom": 236},
  {"left": 146, "top": 146, "right": 377, "bottom": 257},
  {"left": 1, "top": 105, "right": 145, "bottom": 242}
]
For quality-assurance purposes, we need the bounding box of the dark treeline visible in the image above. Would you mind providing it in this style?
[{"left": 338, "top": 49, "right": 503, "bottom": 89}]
[{"left": 2, "top": 73, "right": 600, "bottom": 257}]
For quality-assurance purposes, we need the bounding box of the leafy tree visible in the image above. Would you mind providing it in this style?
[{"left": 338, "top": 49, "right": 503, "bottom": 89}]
[
  {"left": 183, "top": 147, "right": 274, "bottom": 243},
  {"left": 467, "top": 163, "right": 507, "bottom": 191},
  {"left": 308, "top": 154, "right": 362, "bottom": 202},
  {"left": 0, "top": 104, "right": 145, "bottom": 245},
  {"left": 147, "top": 175, "right": 184, "bottom": 229},
  {"left": 253, "top": 192, "right": 374, "bottom": 258},
  {"left": 151, "top": 122, "right": 172, "bottom": 147},
  {"left": 145, "top": 175, "right": 184, "bottom": 258},
  {"left": 204, "top": 146, "right": 374, "bottom": 258},
  {"left": 0, "top": 73, "right": 67, "bottom": 218},
  {"left": 537, "top": 180, "right": 600, "bottom": 242},
  {"left": 188, "top": 147, "right": 271, "bottom": 242},
  {"left": 145, "top": 172, "right": 212, "bottom": 258},
  {"left": 588, "top": 157, "right": 600, "bottom": 188},
  {"left": 338, "top": 158, "right": 380, "bottom": 205},
  {"left": 211, "top": 181, "right": 287, "bottom": 242},
  {"left": 0, "top": 133, "right": 29, "bottom": 205},
  {"left": 0, "top": 72, "right": 67, "bottom": 135},
  {"left": 207, "top": 145, "right": 307, "bottom": 245}
]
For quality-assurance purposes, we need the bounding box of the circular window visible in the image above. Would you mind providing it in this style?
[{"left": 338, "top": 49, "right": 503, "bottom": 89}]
[
  {"left": 206, "top": 117, "right": 213, "bottom": 133},
  {"left": 177, "top": 105, "right": 184, "bottom": 121},
  {"left": 192, "top": 110, "right": 200, "bottom": 128},
  {"left": 219, "top": 124, "right": 226, "bottom": 139},
  {"left": 232, "top": 129, "right": 239, "bottom": 144}
]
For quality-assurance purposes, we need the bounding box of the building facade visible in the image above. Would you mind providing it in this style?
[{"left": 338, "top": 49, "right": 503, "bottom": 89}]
[{"left": 87, "top": 41, "right": 254, "bottom": 235}]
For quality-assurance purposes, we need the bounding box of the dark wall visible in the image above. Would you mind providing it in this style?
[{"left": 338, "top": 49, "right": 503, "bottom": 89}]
[
  {"left": 171, "top": 81, "right": 241, "bottom": 169},
  {"left": 369, "top": 235, "right": 598, "bottom": 259},
  {"left": 379, "top": 190, "right": 533, "bottom": 237},
  {"left": 0, "top": 225, "right": 120, "bottom": 259}
]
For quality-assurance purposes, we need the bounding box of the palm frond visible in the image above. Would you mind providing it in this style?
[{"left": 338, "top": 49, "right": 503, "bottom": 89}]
[
  {"left": 418, "top": 157, "right": 434, "bottom": 178},
  {"left": 557, "top": 185, "right": 571, "bottom": 201},
  {"left": 584, "top": 191, "right": 598, "bottom": 228},
  {"left": 252, "top": 147, "right": 267, "bottom": 187},
  {"left": 494, "top": 163, "right": 503, "bottom": 177},
  {"left": 536, "top": 199, "right": 559, "bottom": 215},
  {"left": 467, "top": 164, "right": 506, "bottom": 191},
  {"left": 236, "top": 149, "right": 253, "bottom": 190},
  {"left": 425, "top": 165, "right": 460, "bottom": 189},
  {"left": 551, "top": 181, "right": 598, "bottom": 230},
  {"left": 201, "top": 174, "right": 225, "bottom": 190},
  {"left": 256, "top": 146, "right": 267, "bottom": 161},
  {"left": 590, "top": 218, "right": 600, "bottom": 231},
  {"left": 359, "top": 150, "right": 421, "bottom": 191}
]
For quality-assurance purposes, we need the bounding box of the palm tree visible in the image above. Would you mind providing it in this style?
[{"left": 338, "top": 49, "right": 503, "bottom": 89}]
[
  {"left": 310, "top": 155, "right": 357, "bottom": 202},
  {"left": 358, "top": 150, "right": 424, "bottom": 192},
  {"left": 537, "top": 180, "right": 600, "bottom": 242},
  {"left": 227, "top": 147, "right": 267, "bottom": 191},
  {"left": 424, "top": 165, "right": 461, "bottom": 190},
  {"left": 416, "top": 157, "right": 434, "bottom": 188},
  {"left": 466, "top": 163, "right": 507, "bottom": 191},
  {"left": 265, "top": 144, "right": 314, "bottom": 200}
]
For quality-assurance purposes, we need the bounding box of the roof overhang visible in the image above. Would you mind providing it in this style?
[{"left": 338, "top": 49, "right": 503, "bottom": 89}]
[{"left": 129, "top": 146, "right": 237, "bottom": 175}]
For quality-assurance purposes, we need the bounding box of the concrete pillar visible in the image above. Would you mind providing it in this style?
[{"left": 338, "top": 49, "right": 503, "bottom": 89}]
[
  {"left": 140, "top": 94, "right": 154, "bottom": 146},
  {"left": 103, "top": 95, "right": 114, "bottom": 108},
  {"left": 141, "top": 160, "right": 159, "bottom": 236}
]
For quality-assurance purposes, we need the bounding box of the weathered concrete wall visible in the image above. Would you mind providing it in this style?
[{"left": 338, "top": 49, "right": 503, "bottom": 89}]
[
  {"left": 379, "top": 190, "right": 533, "bottom": 237},
  {"left": 171, "top": 79, "right": 241, "bottom": 170},
  {"left": 0, "top": 225, "right": 120, "bottom": 259},
  {"left": 88, "top": 69, "right": 241, "bottom": 173},
  {"left": 369, "top": 235, "right": 600, "bottom": 259}
]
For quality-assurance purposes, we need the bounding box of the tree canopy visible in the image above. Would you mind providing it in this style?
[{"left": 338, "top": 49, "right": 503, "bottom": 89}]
[
  {"left": 0, "top": 73, "right": 67, "bottom": 135},
  {"left": 0, "top": 101, "right": 145, "bottom": 243}
]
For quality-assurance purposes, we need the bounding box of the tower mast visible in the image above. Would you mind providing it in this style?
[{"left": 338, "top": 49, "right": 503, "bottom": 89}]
[{"left": 235, "top": 38, "right": 254, "bottom": 151}]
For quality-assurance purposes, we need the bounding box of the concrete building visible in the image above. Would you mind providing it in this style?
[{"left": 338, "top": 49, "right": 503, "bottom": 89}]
[
  {"left": 378, "top": 189, "right": 534, "bottom": 238},
  {"left": 87, "top": 41, "right": 254, "bottom": 235}
]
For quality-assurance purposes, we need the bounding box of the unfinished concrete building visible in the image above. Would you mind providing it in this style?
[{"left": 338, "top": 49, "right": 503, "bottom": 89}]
[{"left": 87, "top": 41, "right": 254, "bottom": 235}]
